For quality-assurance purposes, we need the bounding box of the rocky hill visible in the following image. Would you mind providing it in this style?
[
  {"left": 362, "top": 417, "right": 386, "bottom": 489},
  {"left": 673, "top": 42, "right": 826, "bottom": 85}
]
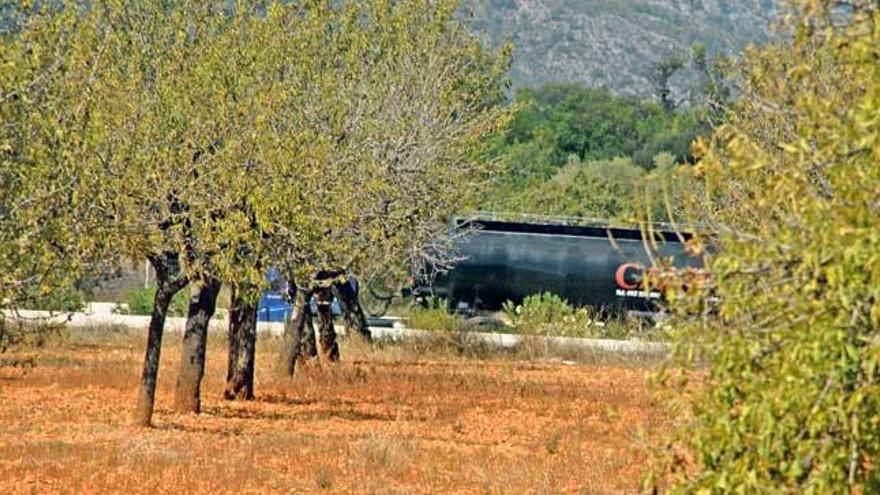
[{"left": 464, "top": 0, "right": 777, "bottom": 97}]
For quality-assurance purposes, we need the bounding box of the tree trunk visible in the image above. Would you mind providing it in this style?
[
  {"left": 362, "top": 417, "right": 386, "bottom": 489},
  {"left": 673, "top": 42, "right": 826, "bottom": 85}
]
[
  {"left": 280, "top": 281, "right": 315, "bottom": 375},
  {"left": 224, "top": 285, "right": 258, "bottom": 400},
  {"left": 133, "top": 255, "right": 187, "bottom": 427},
  {"left": 302, "top": 306, "right": 318, "bottom": 360},
  {"left": 173, "top": 277, "right": 222, "bottom": 414},
  {"left": 333, "top": 279, "right": 372, "bottom": 342},
  {"left": 314, "top": 287, "right": 339, "bottom": 362}
]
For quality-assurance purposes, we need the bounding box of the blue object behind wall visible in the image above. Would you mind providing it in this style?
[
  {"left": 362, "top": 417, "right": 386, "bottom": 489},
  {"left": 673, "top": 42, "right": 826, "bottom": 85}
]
[
  {"left": 257, "top": 269, "right": 344, "bottom": 322},
  {"left": 258, "top": 290, "right": 292, "bottom": 322},
  {"left": 257, "top": 268, "right": 291, "bottom": 322}
]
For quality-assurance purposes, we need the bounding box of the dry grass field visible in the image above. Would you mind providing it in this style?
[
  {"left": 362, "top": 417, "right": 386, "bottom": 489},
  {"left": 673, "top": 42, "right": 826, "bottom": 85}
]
[{"left": 0, "top": 326, "right": 668, "bottom": 494}]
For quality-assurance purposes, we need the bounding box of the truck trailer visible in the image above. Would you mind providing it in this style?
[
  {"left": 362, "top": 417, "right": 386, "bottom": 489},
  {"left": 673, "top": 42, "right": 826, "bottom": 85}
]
[{"left": 413, "top": 216, "right": 702, "bottom": 314}]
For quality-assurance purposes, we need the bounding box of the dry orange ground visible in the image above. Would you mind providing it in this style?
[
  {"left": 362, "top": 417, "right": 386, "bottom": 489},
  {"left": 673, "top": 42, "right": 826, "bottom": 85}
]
[{"left": 0, "top": 328, "right": 667, "bottom": 494}]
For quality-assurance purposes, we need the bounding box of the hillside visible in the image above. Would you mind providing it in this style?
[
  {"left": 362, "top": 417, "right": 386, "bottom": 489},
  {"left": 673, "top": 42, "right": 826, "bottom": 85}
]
[{"left": 464, "top": 0, "right": 777, "bottom": 97}]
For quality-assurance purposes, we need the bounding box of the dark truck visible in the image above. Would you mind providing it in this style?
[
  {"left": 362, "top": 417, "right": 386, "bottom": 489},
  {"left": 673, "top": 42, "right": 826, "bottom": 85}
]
[{"left": 413, "top": 216, "right": 702, "bottom": 314}]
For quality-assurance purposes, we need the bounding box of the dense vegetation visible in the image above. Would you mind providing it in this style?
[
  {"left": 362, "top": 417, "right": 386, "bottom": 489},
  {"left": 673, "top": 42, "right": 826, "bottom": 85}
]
[
  {"left": 482, "top": 83, "right": 708, "bottom": 221},
  {"left": 504, "top": 85, "right": 700, "bottom": 172},
  {"left": 654, "top": 0, "right": 880, "bottom": 491}
]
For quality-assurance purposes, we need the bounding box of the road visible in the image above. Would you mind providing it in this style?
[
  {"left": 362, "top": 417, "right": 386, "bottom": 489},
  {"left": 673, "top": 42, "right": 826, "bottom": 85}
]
[{"left": 5, "top": 303, "right": 670, "bottom": 356}]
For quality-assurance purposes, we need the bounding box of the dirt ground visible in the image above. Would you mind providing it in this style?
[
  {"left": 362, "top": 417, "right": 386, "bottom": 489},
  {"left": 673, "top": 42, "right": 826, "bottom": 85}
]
[{"left": 0, "top": 327, "right": 668, "bottom": 494}]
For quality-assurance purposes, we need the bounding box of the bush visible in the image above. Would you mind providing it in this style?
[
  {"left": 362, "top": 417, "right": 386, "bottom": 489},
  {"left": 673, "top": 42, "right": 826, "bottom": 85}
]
[
  {"left": 654, "top": 6, "right": 880, "bottom": 492},
  {"left": 406, "top": 298, "right": 465, "bottom": 332},
  {"left": 119, "top": 285, "right": 189, "bottom": 317},
  {"left": 490, "top": 157, "right": 648, "bottom": 221},
  {"left": 502, "top": 293, "right": 636, "bottom": 340},
  {"left": 504, "top": 292, "right": 574, "bottom": 328}
]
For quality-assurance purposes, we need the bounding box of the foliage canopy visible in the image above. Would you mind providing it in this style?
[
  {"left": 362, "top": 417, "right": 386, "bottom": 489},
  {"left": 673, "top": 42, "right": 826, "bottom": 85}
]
[
  {"left": 0, "top": 8, "right": 113, "bottom": 313},
  {"left": 1, "top": 0, "right": 512, "bottom": 298},
  {"left": 656, "top": 1, "right": 880, "bottom": 492}
]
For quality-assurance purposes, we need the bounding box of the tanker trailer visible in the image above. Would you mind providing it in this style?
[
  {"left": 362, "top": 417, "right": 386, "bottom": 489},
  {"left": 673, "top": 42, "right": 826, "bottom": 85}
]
[{"left": 414, "top": 216, "right": 702, "bottom": 314}]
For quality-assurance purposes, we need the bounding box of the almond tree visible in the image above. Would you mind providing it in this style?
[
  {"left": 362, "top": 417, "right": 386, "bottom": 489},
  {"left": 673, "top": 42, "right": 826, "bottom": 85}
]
[
  {"left": 252, "top": 0, "right": 512, "bottom": 375},
  {"left": 79, "top": 1, "right": 268, "bottom": 425},
  {"left": 0, "top": 6, "right": 113, "bottom": 329},
  {"left": 0, "top": 4, "right": 203, "bottom": 425}
]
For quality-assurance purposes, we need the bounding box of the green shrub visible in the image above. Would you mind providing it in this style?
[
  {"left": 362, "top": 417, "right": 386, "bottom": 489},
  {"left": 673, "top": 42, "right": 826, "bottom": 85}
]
[
  {"left": 119, "top": 285, "right": 190, "bottom": 317},
  {"left": 503, "top": 292, "right": 573, "bottom": 326},
  {"left": 653, "top": 6, "right": 880, "bottom": 491},
  {"left": 407, "top": 293, "right": 649, "bottom": 339},
  {"left": 502, "top": 293, "right": 637, "bottom": 340},
  {"left": 406, "top": 298, "right": 465, "bottom": 332}
]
